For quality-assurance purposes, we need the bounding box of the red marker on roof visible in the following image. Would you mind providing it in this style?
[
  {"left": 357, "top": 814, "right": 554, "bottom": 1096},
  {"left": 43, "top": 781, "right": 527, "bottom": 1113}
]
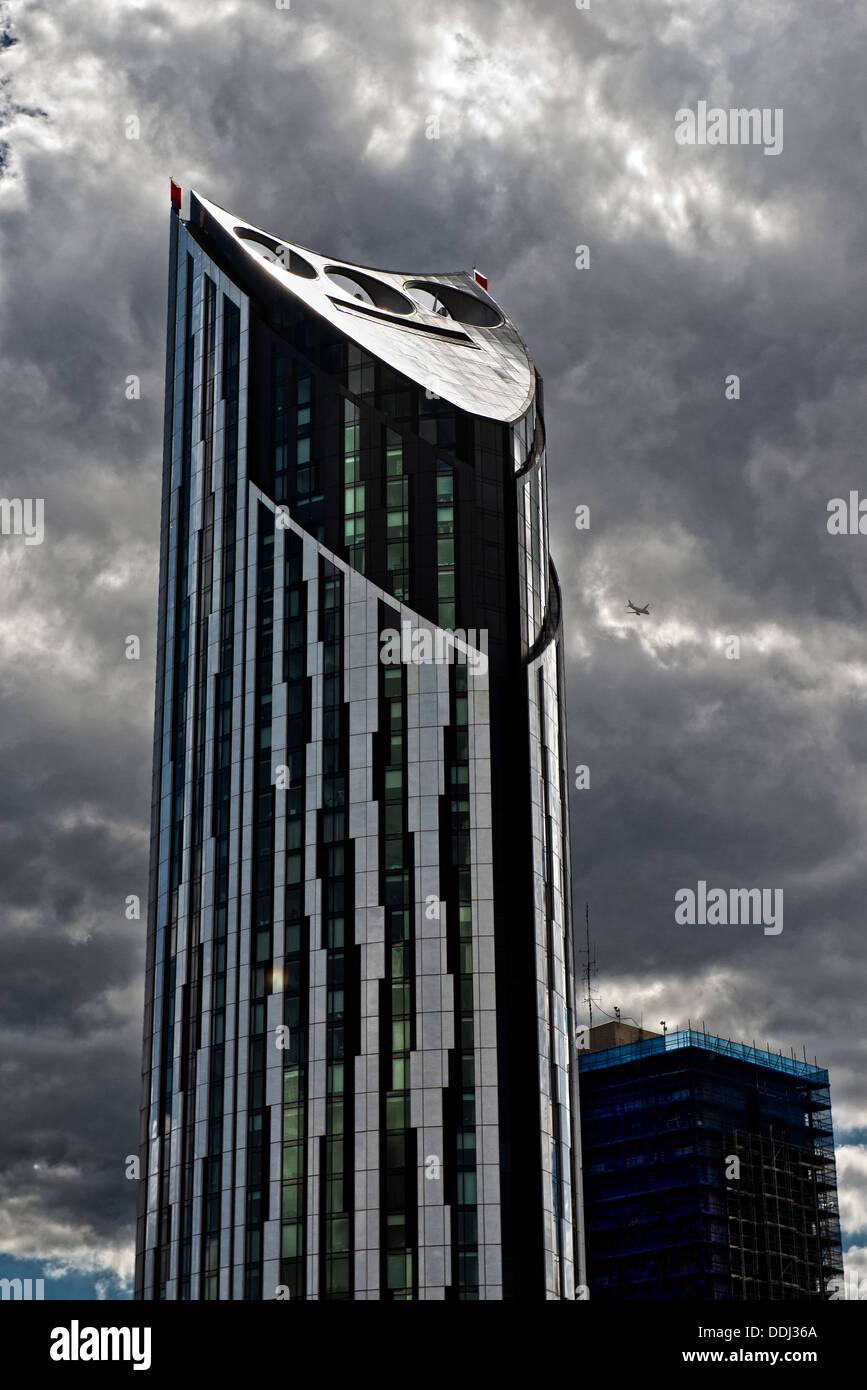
[
  {"left": 473, "top": 267, "right": 488, "bottom": 291},
  {"left": 170, "top": 179, "right": 182, "bottom": 209}
]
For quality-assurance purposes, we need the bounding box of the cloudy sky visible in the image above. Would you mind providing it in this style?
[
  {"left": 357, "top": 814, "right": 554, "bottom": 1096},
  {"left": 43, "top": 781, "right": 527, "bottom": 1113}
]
[{"left": 1, "top": 0, "right": 866, "bottom": 1299}]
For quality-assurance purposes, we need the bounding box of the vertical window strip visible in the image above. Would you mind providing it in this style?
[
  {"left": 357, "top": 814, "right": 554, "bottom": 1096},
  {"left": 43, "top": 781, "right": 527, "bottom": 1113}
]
[
  {"left": 447, "top": 664, "right": 478, "bottom": 1298},
  {"left": 244, "top": 512, "right": 276, "bottom": 1300},
  {"left": 169, "top": 256, "right": 195, "bottom": 895},
  {"left": 177, "top": 937, "right": 202, "bottom": 1298},
  {"left": 220, "top": 298, "right": 240, "bottom": 670},
  {"left": 180, "top": 273, "right": 217, "bottom": 1296},
  {"left": 538, "top": 457, "right": 549, "bottom": 617},
  {"left": 378, "top": 652, "right": 417, "bottom": 1299},
  {"left": 454, "top": 665, "right": 478, "bottom": 1298},
  {"left": 385, "top": 429, "right": 410, "bottom": 602},
  {"left": 294, "top": 368, "right": 323, "bottom": 540},
  {"left": 273, "top": 340, "right": 289, "bottom": 504},
  {"left": 343, "top": 398, "right": 365, "bottom": 574},
  {"left": 201, "top": 668, "right": 231, "bottom": 1300},
  {"left": 538, "top": 669, "right": 566, "bottom": 1298},
  {"left": 524, "top": 481, "right": 534, "bottom": 644},
  {"left": 318, "top": 564, "right": 354, "bottom": 1298},
  {"left": 436, "top": 460, "right": 455, "bottom": 629},
  {"left": 156, "top": 251, "right": 195, "bottom": 1299},
  {"left": 200, "top": 276, "right": 216, "bottom": 497},
  {"left": 279, "top": 532, "right": 308, "bottom": 1298},
  {"left": 197, "top": 295, "right": 239, "bottom": 1300}
]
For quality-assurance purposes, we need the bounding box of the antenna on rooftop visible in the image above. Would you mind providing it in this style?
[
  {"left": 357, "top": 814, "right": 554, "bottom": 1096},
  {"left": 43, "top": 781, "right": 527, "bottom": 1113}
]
[{"left": 578, "top": 902, "right": 598, "bottom": 1029}]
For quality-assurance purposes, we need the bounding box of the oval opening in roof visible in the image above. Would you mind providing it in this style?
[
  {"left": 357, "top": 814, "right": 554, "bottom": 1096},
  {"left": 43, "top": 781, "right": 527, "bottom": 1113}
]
[
  {"left": 405, "top": 280, "right": 502, "bottom": 328},
  {"left": 234, "top": 227, "right": 318, "bottom": 280},
  {"left": 409, "top": 287, "right": 452, "bottom": 318},
  {"left": 324, "top": 266, "right": 414, "bottom": 315}
]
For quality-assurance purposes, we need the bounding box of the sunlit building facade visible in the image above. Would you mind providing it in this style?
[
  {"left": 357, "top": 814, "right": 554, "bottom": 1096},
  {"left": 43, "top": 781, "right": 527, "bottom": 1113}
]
[{"left": 134, "top": 187, "right": 583, "bottom": 1300}]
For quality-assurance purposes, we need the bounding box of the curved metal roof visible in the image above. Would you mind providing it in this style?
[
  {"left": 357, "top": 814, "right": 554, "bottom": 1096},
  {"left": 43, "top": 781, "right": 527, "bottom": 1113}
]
[{"left": 191, "top": 191, "right": 534, "bottom": 423}]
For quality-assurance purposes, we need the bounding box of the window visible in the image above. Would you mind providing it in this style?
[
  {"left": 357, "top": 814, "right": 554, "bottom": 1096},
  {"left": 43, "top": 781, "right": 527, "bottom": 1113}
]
[
  {"left": 343, "top": 399, "right": 365, "bottom": 572},
  {"left": 385, "top": 429, "right": 410, "bottom": 600}
]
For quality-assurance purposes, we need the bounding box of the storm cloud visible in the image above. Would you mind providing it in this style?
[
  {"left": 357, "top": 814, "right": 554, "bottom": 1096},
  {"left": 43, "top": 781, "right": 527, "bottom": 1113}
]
[{"left": 1, "top": 0, "right": 866, "bottom": 1293}]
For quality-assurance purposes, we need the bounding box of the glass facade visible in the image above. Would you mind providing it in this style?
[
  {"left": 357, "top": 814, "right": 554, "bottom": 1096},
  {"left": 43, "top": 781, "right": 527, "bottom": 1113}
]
[{"left": 135, "top": 188, "right": 583, "bottom": 1299}]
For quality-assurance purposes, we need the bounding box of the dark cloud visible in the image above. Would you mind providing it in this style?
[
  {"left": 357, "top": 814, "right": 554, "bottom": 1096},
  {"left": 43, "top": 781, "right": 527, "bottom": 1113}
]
[{"left": 1, "top": 0, "right": 866, "bottom": 1286}]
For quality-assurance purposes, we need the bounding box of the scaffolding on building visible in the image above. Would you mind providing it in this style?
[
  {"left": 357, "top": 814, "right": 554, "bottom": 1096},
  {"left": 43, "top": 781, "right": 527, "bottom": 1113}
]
[{"left": 578, "top": 1029, "right": 844, "bottom": 1300}]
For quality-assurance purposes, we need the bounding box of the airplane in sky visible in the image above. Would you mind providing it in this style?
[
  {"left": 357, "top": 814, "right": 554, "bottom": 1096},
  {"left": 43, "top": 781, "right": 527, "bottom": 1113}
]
[{"left": 626, "top": 599, "right": 650, "bottom": 616}]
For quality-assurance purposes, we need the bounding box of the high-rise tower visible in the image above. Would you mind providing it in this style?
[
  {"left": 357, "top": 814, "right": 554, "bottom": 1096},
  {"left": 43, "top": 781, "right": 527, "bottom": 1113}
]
[{"left": 135, "top": 187, "right": 583, "bottom": 1300}]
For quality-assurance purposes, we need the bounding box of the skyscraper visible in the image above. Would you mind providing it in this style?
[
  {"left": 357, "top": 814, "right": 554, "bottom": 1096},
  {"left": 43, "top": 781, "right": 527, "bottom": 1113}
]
[
  {"left": 135, "top": 186, "right": 583, "bottom": 1301},
  {"left": 578, "top": 1024, "right": 844, "bottom": 1299}
]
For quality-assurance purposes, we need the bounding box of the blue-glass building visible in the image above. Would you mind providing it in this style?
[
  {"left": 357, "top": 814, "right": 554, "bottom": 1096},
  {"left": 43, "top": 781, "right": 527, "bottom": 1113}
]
[
  {"left": 578, "top": 1024, "right": 843, "bottom": 1300},
  {"left": 134, "top": 186, "right": 583, "bottom": 1300}
]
